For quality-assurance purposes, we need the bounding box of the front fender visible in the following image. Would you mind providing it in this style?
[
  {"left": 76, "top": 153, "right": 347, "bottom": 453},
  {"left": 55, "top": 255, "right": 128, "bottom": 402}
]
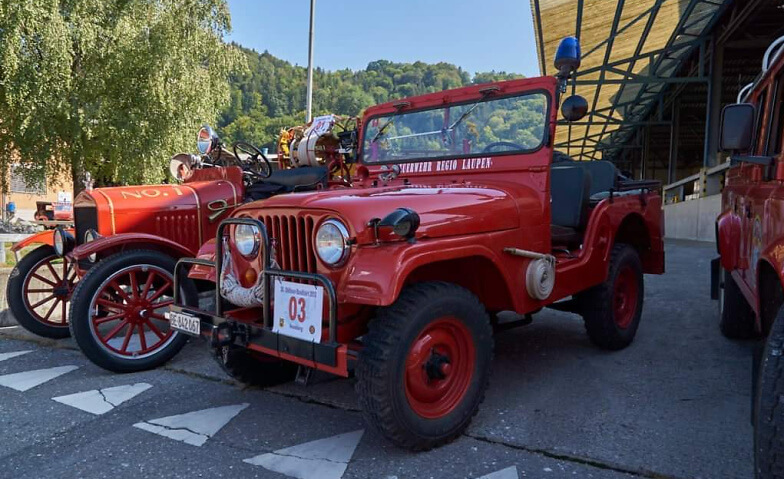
[
  {"left": 11, "top": 229, "right": 74, "bottom": 252},
  {"left": 716, "top": 208, "right": 740, "bottom": 270},
  {"left": 187, "top": 239, "right": 217, "bottom": 282},
  {"left": 340, "top": 235, "right": 514, "bottom": 308},
  {"left": 71, "top": 233, "right": 195, "bottom": 261}
]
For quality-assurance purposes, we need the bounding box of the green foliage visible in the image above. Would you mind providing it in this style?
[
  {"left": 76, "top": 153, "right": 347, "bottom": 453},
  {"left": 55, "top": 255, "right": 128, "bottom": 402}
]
[
  {"left": 0, "top": 0, "right": 245, "bottom": 189},
  {"left": 218, "top": 46, "right": 524, "bottom": 150}
]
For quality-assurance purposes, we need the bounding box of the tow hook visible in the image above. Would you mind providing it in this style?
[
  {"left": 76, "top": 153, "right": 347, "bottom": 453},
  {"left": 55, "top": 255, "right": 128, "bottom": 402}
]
[{"left": 211, "top": 322, "right": 235, "bottom": 348}]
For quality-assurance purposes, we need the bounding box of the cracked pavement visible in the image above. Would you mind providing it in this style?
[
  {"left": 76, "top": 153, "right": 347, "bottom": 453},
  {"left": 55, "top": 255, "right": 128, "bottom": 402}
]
[{"left": 0, "top": 240, "right": 754, "bottom": 478}]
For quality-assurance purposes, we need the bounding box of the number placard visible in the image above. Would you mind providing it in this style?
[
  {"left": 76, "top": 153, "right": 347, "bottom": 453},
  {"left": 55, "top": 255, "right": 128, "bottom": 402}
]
[{"left": 272, "top": 279, "right": 324, "bottom": 343}]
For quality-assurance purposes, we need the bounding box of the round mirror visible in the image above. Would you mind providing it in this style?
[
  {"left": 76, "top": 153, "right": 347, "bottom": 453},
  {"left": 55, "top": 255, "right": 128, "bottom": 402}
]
[
  {"left": 197, "top": 125, "right": 218, "bottom": 155},
  {"left": 169, "top": 153, "right": 194, "bottom": 181},
  {"left": 561, "top": 94, "right": 589, "bottom": 122}
]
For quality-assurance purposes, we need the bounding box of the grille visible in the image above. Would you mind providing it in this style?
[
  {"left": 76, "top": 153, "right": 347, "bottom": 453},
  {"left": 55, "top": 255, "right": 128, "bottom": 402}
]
[
  {"left": 73, "top": 206, "right": 98, "bottom": 245},
  {"left": 258, "top": 214, "right": 317, "bottom": 274}
]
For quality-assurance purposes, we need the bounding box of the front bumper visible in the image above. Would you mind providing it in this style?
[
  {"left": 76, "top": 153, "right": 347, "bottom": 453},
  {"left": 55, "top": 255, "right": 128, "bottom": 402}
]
[{"left": 172, "top": 218, "right": 352, "bottom": 376}]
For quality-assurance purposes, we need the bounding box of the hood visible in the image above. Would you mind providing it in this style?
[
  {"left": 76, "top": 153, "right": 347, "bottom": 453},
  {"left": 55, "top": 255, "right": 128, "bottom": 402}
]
[{"left": 233, "top": 181, "right": 538, "bottom": 241}]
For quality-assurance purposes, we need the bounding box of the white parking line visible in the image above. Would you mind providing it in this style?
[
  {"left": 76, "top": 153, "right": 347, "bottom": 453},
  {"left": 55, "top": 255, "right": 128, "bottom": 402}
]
[
  {"left": 133, "top": 403, "right": 249, "bottom": 447},
  {"left": 244, "top": 429, "right": 364, "bottom": 479},
  {"left": 478, "top": 466, "right": 519, "bottom": 479},
  {"left": 0, "top": 365, "right": 79, "bottom": 392},
  {"left": 52, "top": 383, "right": 152, "bottom": 415},
  {"left": 0, "top": 350, "right": 31, "bottom": 362}
]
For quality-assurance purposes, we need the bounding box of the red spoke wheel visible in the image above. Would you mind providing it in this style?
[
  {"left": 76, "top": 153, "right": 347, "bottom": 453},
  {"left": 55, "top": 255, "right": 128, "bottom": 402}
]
[
  {"left": 580, "top": 244, "right": 644, "bottom": 350},
  {"left": 6, "top": 245, "right": 77, "bottom": 338},
  {"left": 357, "top": 282, "right": 493, "bottom": 451},
  {"left": 69, "top": 250, "right": 197, "bottom": 373}
]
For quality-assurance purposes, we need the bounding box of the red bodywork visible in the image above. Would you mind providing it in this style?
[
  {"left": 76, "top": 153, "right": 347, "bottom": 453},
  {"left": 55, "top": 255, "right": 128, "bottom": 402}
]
[
  {"left": 15, "top": 166, "right": 245, "bottom": 269},
  {"left": 717, "top": 51, "right": 784, "bottom": 335},
  {"left": 182, "top": 76, "right": 665, "bottom": 376}
]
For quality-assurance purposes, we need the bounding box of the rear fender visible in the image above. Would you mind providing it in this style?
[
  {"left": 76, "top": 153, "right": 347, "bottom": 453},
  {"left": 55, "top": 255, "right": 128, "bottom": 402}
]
[
  {"left": 71, "top": 233, "right": 194, "bottom": 261},
  {"left": 716, "top": 208, "right": 741, "bottom": 270},
  {"left": 11, "top": 229, "right": 74, "bottom": 252}
]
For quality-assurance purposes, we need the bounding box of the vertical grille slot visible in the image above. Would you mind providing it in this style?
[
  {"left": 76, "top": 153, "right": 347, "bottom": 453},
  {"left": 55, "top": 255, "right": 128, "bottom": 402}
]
[{"left": 257, "top": 213, "right": 317, "bottom": 275}]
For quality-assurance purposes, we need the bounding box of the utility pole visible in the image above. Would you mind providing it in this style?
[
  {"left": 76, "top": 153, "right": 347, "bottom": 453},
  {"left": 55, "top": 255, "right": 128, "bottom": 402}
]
[{"left": 305, "top": 0, "right": 315, "bottom": 123}]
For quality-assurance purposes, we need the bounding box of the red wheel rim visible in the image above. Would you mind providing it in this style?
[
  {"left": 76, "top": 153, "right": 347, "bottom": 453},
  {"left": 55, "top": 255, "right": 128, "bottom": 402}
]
[
  {"left": 613, "top": 265, "right": 639, "bottom": 329},
  {"left": 88, "top": 265, "right": 176, "bottom": 359},
  {"left": 404, "top": 317, "right": 475, "bottom": 419},
  {"left": 22, "top": 254, "right": 77, "bottom": 327}
]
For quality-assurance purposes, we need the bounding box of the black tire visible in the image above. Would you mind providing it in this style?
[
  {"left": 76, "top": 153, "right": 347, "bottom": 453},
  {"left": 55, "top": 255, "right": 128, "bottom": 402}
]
[
  {"left": 213, "top": 346, "right": 298, "bottom": 387},
  {"left": 356, "top": 282, "right": 493, "bottom": 451},
  {"left": 69, "top": 249, "right": 197, "bottom": 373},
  {"left": 719, "top": 268, "right": 757, "bottom": 339},
  {"left": 6, "top": 245, "right": 73, "bottom": 338},
  {"left": 579, "top": 244, "right": 644, "bottom": 350},
  {"left": 754, "top": 305, "right": 784, "bottom": 478}
]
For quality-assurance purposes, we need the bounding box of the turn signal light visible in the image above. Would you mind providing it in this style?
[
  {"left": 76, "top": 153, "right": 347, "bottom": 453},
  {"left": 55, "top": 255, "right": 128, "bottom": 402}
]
[{"left": 241, "top": 268, "right": 258, "bottom": 287}]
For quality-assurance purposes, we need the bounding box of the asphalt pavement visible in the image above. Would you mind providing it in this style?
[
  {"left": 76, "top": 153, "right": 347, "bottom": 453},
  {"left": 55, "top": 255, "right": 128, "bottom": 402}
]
[{"left": 0, "top": 240, "right": 754, "bottom": 479}]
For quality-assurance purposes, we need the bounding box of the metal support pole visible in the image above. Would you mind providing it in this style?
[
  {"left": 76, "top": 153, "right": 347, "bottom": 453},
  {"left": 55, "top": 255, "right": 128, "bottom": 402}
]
[
  {"left": 704, "top": 37, "right": 723, "bottom": 167},
  {"left": 305, "top": 0, "right": 316, "bottom": 123},
  {"left": 642, "top": 125, "right": 650, "bottom": 180},
  {"left": 668, "top": 98, "right": 680, "bottom": 184}
]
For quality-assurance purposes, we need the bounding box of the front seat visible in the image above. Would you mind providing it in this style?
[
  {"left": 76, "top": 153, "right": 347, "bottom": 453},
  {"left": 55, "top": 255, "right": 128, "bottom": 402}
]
[{"left": 550, "top": 165, "right": 592, "bottom": 246}]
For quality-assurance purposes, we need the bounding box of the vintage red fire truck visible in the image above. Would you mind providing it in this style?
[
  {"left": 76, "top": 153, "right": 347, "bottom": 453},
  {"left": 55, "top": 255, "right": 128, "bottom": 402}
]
[
  {"left": 168, "top": 37, "right": 665, "bottom": 450},
  {"left": 711, "top": 35, "right": 784, "bottom": 479},
  {"left": 6, "top": 128, "right": 347, "bottom": 372}
]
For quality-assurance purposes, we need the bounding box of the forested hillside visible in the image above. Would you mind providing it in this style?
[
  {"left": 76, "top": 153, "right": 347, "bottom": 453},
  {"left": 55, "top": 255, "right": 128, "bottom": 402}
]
[{"left": 217, "top": 45, "right": 523, "bottom": 149}]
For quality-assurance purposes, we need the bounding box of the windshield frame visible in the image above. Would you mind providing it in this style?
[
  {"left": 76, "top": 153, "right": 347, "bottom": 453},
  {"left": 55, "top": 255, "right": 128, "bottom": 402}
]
[{"left": 359, "top": 88, "right": 552, "bottom": 166}]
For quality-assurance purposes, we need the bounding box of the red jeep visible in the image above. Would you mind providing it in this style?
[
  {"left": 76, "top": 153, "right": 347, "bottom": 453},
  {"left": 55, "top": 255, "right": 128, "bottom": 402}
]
[
  {"left": 170, "top": 37, "right": 665, "bottom": 450},
  {"left": 711, "top": 35, "right": 784, "bottom": 479}
]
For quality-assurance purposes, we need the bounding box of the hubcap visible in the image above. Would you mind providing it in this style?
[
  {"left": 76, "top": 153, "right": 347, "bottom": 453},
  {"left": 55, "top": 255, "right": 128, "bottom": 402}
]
[
  {"left": 89, "top": 265, "right": 176, "bottom": 359},
  {"left": 23, "top": 254, "right": 77, "bottom": 327},
  {"left": 404, "top": 317, "right": 475, "bottom": 419},
  {"left": 613, "top": 265, "right": 639, "bottom": 329}
]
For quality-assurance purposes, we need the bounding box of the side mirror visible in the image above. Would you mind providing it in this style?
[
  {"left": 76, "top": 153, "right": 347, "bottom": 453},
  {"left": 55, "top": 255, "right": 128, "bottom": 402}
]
[
  {"left": 561, "top": 95, "right": 588, "bottom": 122},
  {"left": 720, "top": 104, "right": 755, "bottom": 152},
  {"left": 197, "top": 125, "right": 219, "bottom": 155},
  {"left": 554, "top": 36, "right": 581, "bottom": 78},
  {"left": 169, "top": 153, "right": 195, "bottom": 181}
]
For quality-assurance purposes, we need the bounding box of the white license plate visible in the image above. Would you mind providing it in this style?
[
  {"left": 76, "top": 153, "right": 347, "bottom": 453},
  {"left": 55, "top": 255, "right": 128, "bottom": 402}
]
[
  {"left": 168, "top": 311, "right": 201, "bottom": 336},
  {"left": 272, "top": 279, "right": 325, "bottom": 343}
]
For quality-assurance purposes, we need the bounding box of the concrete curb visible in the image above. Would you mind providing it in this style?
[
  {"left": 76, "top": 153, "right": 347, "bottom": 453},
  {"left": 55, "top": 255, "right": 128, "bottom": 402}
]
[{"left": 0, "top": 267, "right": 15, "bottom": 327}]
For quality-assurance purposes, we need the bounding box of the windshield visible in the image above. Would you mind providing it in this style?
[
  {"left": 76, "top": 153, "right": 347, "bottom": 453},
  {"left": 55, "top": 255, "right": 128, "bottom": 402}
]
[{"left": 362, "top": 91, "right": 548, "bottom": 164}]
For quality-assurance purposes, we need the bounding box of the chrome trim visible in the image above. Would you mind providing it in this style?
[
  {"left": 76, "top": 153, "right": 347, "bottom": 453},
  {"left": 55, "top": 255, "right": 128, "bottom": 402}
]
[{"left": 314, "top": 218, "right": 350, "bottom": 267}]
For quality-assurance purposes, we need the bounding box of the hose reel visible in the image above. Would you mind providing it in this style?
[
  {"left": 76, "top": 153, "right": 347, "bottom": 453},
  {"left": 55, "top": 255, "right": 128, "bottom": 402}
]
[{"left": 503, "top": 248, "right": 556, "bottom": 300}]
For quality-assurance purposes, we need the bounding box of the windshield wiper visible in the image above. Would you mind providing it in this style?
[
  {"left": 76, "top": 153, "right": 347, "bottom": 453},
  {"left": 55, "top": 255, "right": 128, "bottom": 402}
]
[
  {"left": 447, "top": 102, "right": 481, "bottom": 132},
  {"left": 369, "top": 101, "right": 410, "bottom": 144}
]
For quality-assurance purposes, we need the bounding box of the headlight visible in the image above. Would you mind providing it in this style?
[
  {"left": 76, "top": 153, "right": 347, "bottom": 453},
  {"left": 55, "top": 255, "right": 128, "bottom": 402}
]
[
  {"left": 315, "top": 219, "right": 350, "bottom": 266},
  {"left": 53, "top": 229, "right": 64, "bottom": 256},
  {"left": 52, "top": 227, "right": 74, "bottom": 257},
  {"left": 84, "top": 229, "right": 100, "bottom": 262},
  {"left": 234, "top": 224, "right": 260, "bottom": 258}
]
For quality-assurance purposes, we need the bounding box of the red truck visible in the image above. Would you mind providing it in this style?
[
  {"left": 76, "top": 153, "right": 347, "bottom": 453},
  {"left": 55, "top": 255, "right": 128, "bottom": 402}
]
[
  {"left": 6, "top": 128, "right": 341, "bottom": 372},
  {"left": 711, "top": 35, "right": 784, "bottom": 479},
  {"left": 170, "top": 37, "right": 665, "bottom": 450}
]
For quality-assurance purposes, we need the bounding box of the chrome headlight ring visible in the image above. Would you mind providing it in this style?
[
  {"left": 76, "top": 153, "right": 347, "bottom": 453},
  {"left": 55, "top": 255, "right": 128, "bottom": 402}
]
[{"left": 315, "top": 219, "right": 350, "bottom": 267}]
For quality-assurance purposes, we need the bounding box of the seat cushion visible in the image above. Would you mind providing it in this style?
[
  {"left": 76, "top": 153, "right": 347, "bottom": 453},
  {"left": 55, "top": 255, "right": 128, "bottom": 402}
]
[
  {"left": 578, "top": 160, "right": 617, "bottom": 196},
  {"left": 550, "top": 224, "right": 582, "bottom": 245},
  {"left": 550, "top": 165, "right": 592, "bottom": 229},
  {"left": 263, "top": 166, "right": 328, "bottom": 188}
]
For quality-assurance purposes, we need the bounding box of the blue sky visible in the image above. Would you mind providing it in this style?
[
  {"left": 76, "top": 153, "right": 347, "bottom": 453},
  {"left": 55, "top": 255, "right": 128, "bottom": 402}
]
[{"left": 226, "top": 0, "right": 540, "bottom": 77}]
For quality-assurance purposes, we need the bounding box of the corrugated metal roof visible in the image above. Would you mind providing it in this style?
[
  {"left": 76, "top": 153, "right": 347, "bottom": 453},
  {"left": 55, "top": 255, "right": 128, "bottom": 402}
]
[{"left": 531, "top": 0, "right": 730, "bottom": 161}]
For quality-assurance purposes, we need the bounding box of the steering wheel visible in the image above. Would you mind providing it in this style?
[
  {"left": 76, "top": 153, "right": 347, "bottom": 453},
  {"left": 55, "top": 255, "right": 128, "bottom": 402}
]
[
  {"left": 232, "top": 141, "right": 273, "bottom": 179},
  {"left": 483, "top": 141, "right": 525, "bottom": 153}
]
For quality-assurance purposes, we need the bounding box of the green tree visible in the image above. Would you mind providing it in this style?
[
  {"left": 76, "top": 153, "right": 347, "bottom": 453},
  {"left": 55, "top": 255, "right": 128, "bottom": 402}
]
[{"left": 0, "top": 0, "right": 244, "bottom": 191}]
